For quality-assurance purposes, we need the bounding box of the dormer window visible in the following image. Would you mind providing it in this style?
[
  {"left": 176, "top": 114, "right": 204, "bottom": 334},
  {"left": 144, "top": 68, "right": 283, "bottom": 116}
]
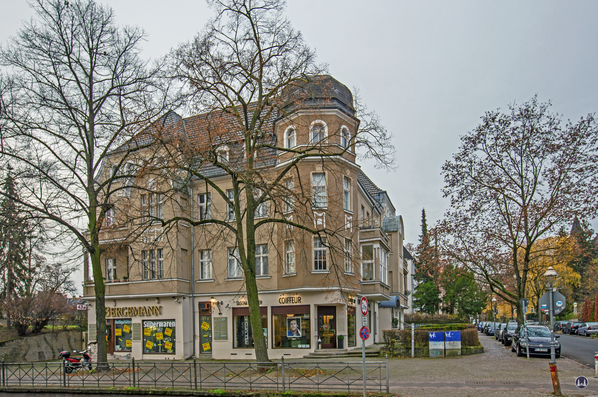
[
  {"left": 284, "top": 126, "right": 296, "bottom": 149},
  {"left": 216, "top": 146, "right": 230, "bottom": 162},
  {"left": 310, "top": 121, "right": 327, "bottom": 144},
  {"left": 341, "top": 126, "right": 350, "bottom": 148}
]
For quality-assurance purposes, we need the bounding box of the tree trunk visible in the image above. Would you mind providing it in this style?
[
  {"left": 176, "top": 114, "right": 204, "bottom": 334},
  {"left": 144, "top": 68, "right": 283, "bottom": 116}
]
[{"left": 90, "top": 238, "right": 108, "bottom": 368}]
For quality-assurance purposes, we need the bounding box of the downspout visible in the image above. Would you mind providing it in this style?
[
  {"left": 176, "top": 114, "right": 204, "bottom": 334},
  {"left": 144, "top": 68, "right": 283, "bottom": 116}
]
[{"left": 190, "top": 185, "right": 196, "bottom": 357}]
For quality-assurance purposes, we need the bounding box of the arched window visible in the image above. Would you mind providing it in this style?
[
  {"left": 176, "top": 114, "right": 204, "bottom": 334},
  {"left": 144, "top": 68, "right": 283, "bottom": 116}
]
[
  {"left": 341, "top": 126, "right": 350, "bottom": 148},
  {"left": 310, "top": 120, "right": 327, "bottom": 144},
  {"left": 284, "top": 126, "right": 296, "bottom": 148},
  {"left": 216, "top": 145, "right": 230, "bottom": 162}
]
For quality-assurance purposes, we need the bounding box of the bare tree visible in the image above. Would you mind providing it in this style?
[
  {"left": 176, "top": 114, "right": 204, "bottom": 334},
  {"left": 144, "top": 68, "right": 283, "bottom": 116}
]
[
  {"left": 439, "top": 96, "right": 598, "bottom": 324},
  {"left": 0, "top": 0, "right": 174, "bottom": 365},
  {"left": 167, "top": 0, "right": 393, "bottom": 362}
]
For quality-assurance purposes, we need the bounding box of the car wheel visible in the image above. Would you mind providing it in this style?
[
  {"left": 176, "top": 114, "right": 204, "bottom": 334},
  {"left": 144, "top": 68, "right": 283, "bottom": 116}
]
[{"left": 516, "top": 344, "right": 523, "bottom": 357}]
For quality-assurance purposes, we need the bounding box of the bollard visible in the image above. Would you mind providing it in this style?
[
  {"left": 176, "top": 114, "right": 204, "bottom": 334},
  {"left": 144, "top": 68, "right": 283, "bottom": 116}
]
[
  {"left": 411, "top": 323, "right": 415, "bottom": 358},
  {"left": 595, "top": 352, "right": 598, "bottom": 378},
  {"left": 550, "top": 363, "right": 562, "bottom": 396},
  {"left": 281, "top": 356, "right": 285, "bottom": 392},
  {"left": 132, "top": 357, "right": 136, "bottom": 388}
]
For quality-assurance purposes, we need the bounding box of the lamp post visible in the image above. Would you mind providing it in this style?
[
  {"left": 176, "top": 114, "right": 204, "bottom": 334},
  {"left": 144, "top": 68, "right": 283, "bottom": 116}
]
[
  {"left": 544, "top": 266, "right": 561, "bottom": 395},
  {"left": 492, "top": 296, "right": 497, "bottom": 337}
]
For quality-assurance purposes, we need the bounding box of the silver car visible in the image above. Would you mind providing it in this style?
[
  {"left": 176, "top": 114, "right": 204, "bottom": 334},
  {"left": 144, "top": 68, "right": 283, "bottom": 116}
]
[{"left": 578, "top": 322, "right": 598, "bottom": 336}]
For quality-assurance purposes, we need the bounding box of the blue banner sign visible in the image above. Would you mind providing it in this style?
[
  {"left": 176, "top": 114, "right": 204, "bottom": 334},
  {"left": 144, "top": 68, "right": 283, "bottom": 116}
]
[
  {"left": 445, "top": 331, "right": 462, "bottom": 356},
  {"left": 428, "top": 332, "right": 445, "bottom": 357}
]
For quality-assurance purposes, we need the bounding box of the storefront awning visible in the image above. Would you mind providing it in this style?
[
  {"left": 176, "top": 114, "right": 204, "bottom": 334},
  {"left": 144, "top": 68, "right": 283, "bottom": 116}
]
[{"left": 379, "top": 296, "right": 400, "bottom": 308}]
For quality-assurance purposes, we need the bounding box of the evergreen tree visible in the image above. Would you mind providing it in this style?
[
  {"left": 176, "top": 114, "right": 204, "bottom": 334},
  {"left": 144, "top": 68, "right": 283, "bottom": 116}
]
[
  {"left": 0, "top": 167, "right": 30, "bottom": 299},
  {"left": 441, "top": 264, "right": 487, "bottom": 317},
  {"left": 413, "top": 281, "right": 442, "bottom": 314},
  {"left": 413, "top": 208, "right": 441, "bottom": 312}
]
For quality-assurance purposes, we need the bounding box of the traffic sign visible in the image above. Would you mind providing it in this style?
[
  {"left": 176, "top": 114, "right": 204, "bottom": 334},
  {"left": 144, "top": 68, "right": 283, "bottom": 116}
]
[
  {"left": 359, "top": 326, "right": 370, "bottom": 340},
  {"left": 360, "top": 297, "right": 369, "bottom": 316},
  {"left": 521, "top": 298, "right": 529, "bottom": 310},
  {"left": 539, "top": 291, "right": 566, "bottom": 315}
]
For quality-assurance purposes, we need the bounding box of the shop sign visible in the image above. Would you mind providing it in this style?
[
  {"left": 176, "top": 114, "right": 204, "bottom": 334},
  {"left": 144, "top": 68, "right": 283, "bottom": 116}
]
[
  {"left": 105, "top": 305, "right": 162, "bottom": 318},
  {"left": 234, "top": 296, "right": 262, "bottom": 306},
  {"left": 278, "top": 296, "right": 302, "bottom": 304}
]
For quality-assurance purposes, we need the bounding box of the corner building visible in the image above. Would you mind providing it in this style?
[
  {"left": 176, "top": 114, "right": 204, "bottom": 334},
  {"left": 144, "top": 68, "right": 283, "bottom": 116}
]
[{"left": 84, "top": 76, "right": 410, "bottom": 360}]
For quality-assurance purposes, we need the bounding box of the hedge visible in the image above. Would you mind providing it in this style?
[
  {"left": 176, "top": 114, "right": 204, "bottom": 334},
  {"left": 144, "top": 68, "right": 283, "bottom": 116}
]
[{"left": 382, "top": 327, "right": 480, "bottom": 357}]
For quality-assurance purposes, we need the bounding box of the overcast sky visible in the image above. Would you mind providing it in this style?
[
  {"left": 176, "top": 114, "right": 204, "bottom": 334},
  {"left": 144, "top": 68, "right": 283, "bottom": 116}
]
[{"left": 2, "top": 0, "right": 598, "bottom": 248}]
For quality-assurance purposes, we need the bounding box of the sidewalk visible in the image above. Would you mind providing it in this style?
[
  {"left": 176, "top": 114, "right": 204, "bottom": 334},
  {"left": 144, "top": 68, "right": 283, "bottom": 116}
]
[{"left": 384, "top": 333, "right": 598, "bottom": 396}]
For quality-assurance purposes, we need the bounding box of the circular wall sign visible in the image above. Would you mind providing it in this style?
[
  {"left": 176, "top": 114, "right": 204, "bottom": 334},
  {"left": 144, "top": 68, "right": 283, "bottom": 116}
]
[{"left": 360, "top": 296, "right": 369, "bottom": 316}]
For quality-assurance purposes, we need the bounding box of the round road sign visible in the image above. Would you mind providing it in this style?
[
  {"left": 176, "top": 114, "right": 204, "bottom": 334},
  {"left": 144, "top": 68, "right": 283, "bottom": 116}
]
[
  {"left": 360, "top": 296, "right": 369, "bottom": 316},
  {"left": 360, "top": 326, "right": 370, "bottom": 340}
]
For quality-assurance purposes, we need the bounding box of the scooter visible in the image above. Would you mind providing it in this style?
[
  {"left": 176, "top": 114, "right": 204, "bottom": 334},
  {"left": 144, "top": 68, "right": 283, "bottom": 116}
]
[{"left": 59, "top": 349, "right": 92, "bottom": 373}]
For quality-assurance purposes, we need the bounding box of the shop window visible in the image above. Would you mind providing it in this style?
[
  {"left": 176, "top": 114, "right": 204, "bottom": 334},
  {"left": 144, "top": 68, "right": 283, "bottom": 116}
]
[
  {"left": 114, "top": 319, "right": 132, "bottom": 352},
  {"left": 362, "top": 245, "right": 374, "bottom": 281},
  {"left": 347, "top": 306, "right": 356, "bottom": 347},
  {"left": 233, "top": 307, "right": 267, "bottom": 348},
  {"left": 143, "top": 320, "right": 176, "bottom": 354},
  {"left": 272, "top": 305, "right": 311, "bottom": 349}
]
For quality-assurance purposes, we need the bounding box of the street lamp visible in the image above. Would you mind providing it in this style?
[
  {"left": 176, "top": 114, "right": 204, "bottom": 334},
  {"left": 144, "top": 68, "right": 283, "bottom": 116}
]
[
  {"left": 492, "top": 296, "right": 497, "bottom": 337},
  {"left": 543, "top": 266, "right": 561, "bottom": 395}
]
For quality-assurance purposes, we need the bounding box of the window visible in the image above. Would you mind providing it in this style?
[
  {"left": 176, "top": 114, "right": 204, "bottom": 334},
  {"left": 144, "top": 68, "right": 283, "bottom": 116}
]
[
  {"left": 200, "top": 250, "right": 212, "bottom": 280},
  {"left": 217, "top": 146, "right": 229, "bottom": 162},
  {"left": 228, "top": 248, "right": 242, "bottom": 278},
  {"left": 380, "top": 248, "right": 387, "bottom": 285},
  {"left": 227, "top": 189, "right": 236, "bottom": 221},
  {"left": 143, "top": 320, "right": 175, "bottom": 354},
  {"left": 272, "top": 305, "right": 311, "bottom": 349},
  {"left": 285, "top": 240, "right": 295, "bottom": 274},
  {"left": 284, "top": 179, "right": 294, "bottom": 213},
  {"left": 254, "top": 189, "right": 267, "bottom": 218},
  {"left": 285, "top": 127, "right": 296, "bottom": 148},
  {"left": 310, "top": 121, "right": 327, "bottom": 144},
  {"left": 312, "top": 173, "right": 326, "bottom": 208},
  {"left": 141, "top": 194, "right": 148, "bottom": 222},
  {"left": 198, "top": 193, "right": 211, "bottom": 221},
  {"left": 156, "top": 194, "right": 163, "bottom": 219},
  {"left": 360, "top": 205, "right": 365, "bottom": 224},
  {"left": 106, "top": 258, "right": 116, "bottom": 281},
  {"left": 142, "top": 249, "right": 163, "bottom": 280},
  {"left": 114, "top": 319, "right": 133, "bottom": 352},
  {"left": 233, "top": 307, "right": 267, "bottom": 348},
  {"left": 105, "top": 207, "right": 115, "bottom": 227},
  {"left": 142, "top": 194, "right": 162, "bottom": 222},
  {"left": 157, "top": 249, "right": 164, "bottom": 279},
  {"left": 341, "top": 127, "right": 350, "bottom": 148},
  {"left": 362, "top": 245, "right": 374, "bottom": 281},
  {"left": 343, "top": 177, "right": 351, "bottom": 211},
  {"left": 344, "top": 238, "right": 352, "bottom": 273},
  {"left": 255, "top": 244, "right": 269, "bottom": 276},
  {"left": 313, "top": 237, "right": 327, "bottom": 271}
]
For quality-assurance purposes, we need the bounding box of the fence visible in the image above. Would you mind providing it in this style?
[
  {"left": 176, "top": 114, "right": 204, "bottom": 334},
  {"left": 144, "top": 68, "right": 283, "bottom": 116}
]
[{"left": 1, "top": 357, "right": 389, "bottom": 393}]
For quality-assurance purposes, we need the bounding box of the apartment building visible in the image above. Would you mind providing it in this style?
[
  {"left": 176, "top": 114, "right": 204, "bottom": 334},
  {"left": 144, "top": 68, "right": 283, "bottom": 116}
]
[{"left": 84, "top": 75, "right": 409, "bottom": 360}]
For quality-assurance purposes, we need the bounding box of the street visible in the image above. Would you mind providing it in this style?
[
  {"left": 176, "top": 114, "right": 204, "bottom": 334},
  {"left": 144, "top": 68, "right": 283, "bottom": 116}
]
[{"left": 559, "top": 333, "right": 598, "bottom": 368}]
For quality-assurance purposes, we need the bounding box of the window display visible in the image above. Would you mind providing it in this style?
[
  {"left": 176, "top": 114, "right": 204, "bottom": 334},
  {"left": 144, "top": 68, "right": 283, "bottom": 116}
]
[
  {"left": 143, "top": 320, "right": 176, "bottom": 354},
  {"left": 347, "top": 306, "right": 356, "bottom": 347},
  {"left": 272, "top": 305, "right": 310, "bottom": 348},
  {"left": 233, "top": 307, "right": 267, "bottom": 348},
  {"left": 114, "top": 319, "right": 132, "bottom": 352}
]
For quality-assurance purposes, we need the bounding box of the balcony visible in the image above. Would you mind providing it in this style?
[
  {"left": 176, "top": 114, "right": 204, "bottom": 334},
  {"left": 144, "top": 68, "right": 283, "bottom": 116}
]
[
  {"left": 358, "top": 226, "right": 390, "bottom": 246},
  {"left": 359, "top": 280, "right": 390, "bottom": 301}
]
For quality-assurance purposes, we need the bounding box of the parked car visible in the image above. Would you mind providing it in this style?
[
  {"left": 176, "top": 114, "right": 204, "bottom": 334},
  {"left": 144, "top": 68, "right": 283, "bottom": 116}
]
[
  {"left": 511, "top": 325, "right": 561, "bottom": 358},
  {"left": 578, "top": 322, "right": 598, "bottom": 336},
  {"left": 485, "top": 323, "right": 496, "bottom": 336},
  {"left": 553, "top": 320, "right": 568, "bottom": 332},
  {"left": 495, "top": 323, "right": 506, "bottom": 340},
  {"left": 563, "top": 321, "right": 582, "bottom": 335},
  {"left": 502, "top": 322, "right": 519, "bottom": 346}
]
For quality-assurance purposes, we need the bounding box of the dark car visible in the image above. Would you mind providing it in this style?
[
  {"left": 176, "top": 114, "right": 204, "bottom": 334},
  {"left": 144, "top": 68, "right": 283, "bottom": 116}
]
[
  {"left": 502, "top": 322, "right": 518, "bottom": 345},
  {"left": 553, "top": 320, "right": 568, "bottom": 332},
  {"left": 563, "top": 321, "right": 582, "bottom": 335},
  {"left": 511, "top": 325, "right": 561, "bottom": 358}
]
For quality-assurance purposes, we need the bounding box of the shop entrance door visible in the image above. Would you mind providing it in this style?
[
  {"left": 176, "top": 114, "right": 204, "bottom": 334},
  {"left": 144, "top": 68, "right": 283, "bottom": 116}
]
[
  {"left": 199, "top": 302, "right": 212, "bottom": 354},
  {"left": 106, "top": 320, "right": 115, "bottom": 354},
  {"left": 318, "top": 306, "right": 336, "bottom": 348}
]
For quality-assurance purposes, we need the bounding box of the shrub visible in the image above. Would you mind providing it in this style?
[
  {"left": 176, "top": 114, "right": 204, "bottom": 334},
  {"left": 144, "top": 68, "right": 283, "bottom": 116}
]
[{"left": 404, "top": 313, "right": 469, "bottom": 324}]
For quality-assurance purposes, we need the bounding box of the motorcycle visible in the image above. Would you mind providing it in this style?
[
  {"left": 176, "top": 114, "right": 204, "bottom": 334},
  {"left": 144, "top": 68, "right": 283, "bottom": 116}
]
[{"left": 59, "top": 349, "right": 92, "bottom": 373}]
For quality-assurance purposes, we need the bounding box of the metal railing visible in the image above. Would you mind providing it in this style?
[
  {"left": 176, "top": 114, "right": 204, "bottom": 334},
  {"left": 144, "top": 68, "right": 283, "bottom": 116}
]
[{"left": 1, "top": 357, "right": 389, "bottom": 393}]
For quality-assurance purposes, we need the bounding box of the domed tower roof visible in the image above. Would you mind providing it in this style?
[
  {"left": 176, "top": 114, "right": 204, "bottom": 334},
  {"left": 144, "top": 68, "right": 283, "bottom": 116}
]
[{"left": 281, "top": 75, "right": 355, "bottom": 117}]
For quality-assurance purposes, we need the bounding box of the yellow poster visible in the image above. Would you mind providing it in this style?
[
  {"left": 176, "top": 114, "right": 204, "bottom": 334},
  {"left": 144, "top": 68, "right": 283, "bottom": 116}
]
[
  {"left": 201, "top": 321, "right": 210, "bottom": 331},
  {"left": 156, "top": 332, "right": 164, "bottom": 340},
  {"left": 115, "top": 328, "right": 122, "bottom": 336},
  {"left": 144, "top": 328, "right": 151, "bottom": 336},
  {"left": 123, "top": 324, "right": 131, "bottom": 333},
  {"left": 126, "top": 340, "right": 132, "bottom": 348},
  {"left": 164, "top": 327, "right": 172, "bottom": 337},
  {"left": 202, "top": 342, "right": 211, "bottom": 351},
  {"left": 146, "top": 340, "right": 154, "bottom": 350},
  {"left": 164, "top": 341, "right": 173, "bottom": 350}
]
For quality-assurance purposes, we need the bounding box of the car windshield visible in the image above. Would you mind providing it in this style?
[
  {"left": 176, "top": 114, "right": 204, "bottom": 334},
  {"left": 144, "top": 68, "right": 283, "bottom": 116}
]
[{"left": 527, "top": 327, "right": 551, "bottom": 337}]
